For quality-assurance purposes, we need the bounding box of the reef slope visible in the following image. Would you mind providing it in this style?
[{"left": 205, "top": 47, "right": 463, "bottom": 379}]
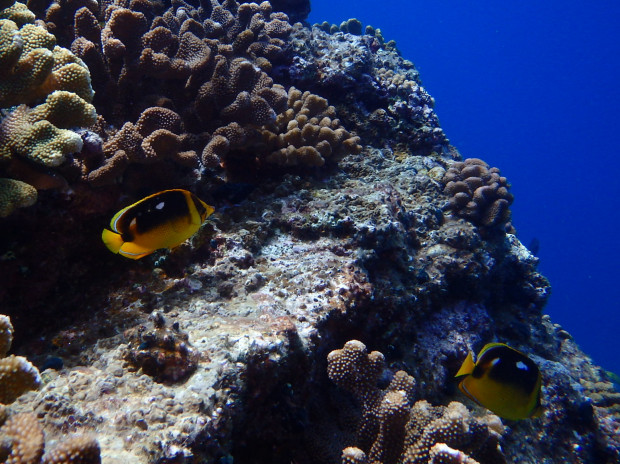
[{"left": 0, "top": 1, "right": 618, "bottom": 463}]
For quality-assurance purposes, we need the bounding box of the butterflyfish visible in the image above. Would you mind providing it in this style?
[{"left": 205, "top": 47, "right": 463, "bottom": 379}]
[
  {"left": 102, "top": 189, "right": 214, "bottom": 260},
  {"left": 455, "top": 342, "right": 542, "bottom": 420}
]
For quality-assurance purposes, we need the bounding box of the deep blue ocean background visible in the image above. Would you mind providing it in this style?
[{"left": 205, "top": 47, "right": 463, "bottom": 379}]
[{"left": 308, "top": 1, "right": 620, "bottom": 374}]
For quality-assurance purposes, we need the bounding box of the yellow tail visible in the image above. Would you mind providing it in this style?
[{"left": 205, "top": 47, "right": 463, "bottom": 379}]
[
  {"left": 455, "top": 351, "right": 476, "bottom": 378},
  {"left": 102, "top": 229, "right": 124, "bottom": 254}
]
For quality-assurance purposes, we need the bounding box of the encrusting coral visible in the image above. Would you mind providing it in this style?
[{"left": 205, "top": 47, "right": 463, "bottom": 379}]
[
  {"left": 442, "top": 158, "right": 514, "bottom": 233},
  {"left": 327, "top": 340, "right": 506, "bottom": 464}
]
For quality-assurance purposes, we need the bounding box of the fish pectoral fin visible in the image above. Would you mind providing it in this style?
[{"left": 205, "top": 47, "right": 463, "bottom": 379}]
[
  {"left": 458, "top": 379, "right": 482, "bottom": 406},
  {"left": 102, "top": 229, "right": 124, "bottom": 254},
  {"left": 455, "top": 352, "right": 476, "bottom": 378},
  {"left": 118, "top": 242, "right": 157, "bottom": 260}
]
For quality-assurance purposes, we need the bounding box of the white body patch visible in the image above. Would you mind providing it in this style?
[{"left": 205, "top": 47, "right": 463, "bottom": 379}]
[
  {"left": 156, "top": 201, "right": 165, "bottom": 210},
  {"left": 516, "top": 361, "right": 528, "bottom": 371}
]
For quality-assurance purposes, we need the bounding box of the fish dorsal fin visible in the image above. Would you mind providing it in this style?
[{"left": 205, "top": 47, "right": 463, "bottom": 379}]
[
  {"left": 478, "top": 342, "right": 510, "bottom": 358},
  {"left": 455, "top": 351, "right": 476, "bottom": 378},
  {"left": 476, "top": 343, "right": 512, "bottom": 362},
  {"left": 109, "top": 203, "right": 134, "bottom": 233}
]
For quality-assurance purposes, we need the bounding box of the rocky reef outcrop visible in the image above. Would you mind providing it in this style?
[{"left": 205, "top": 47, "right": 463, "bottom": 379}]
[{"left": 0, "top": 1, "right": 617, "bottom": 463}]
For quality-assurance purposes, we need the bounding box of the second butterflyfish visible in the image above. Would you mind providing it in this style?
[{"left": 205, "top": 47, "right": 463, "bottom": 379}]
[
  {"left": 102, "top": 189, "right": 214, "bottom": 260},
  {"left": 455, "top": 342, "right": 543, "bottom": 420}
]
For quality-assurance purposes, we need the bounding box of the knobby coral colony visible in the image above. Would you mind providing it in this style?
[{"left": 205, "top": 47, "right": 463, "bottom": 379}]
[
  {"left": 0, "top": 314, "right": 102, "bottom": 463},
  {"left": 0, "top": 0, "right": 619, "bottom": 463}
]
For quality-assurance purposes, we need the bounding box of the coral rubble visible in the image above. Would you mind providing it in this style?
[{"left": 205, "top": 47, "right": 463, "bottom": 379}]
[{"left": 0, "top": 1, "right": 618, "bottom": 464}]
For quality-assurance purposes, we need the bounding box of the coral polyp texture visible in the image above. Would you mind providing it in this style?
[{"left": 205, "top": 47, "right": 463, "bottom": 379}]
[
  {"left": 0, "top": 178, "right": 37, "bottom": 217},
  {"left": 442, "top": 158, "right": 515, "bottom": 233},
  {"left": 0, "top": 412, "right": 101, "bottom": 464},
  {"left": 0, "top": 12, "right": 94, "bottom": 107},
  {"left": 0, "top": 0, "right": 96, "bottom": 214},
  {"left": 0, "top": 1, "right": 618, "bottom": 463},
  {"left": 203, "top": 86, "right": 362, "bottom": 170}
]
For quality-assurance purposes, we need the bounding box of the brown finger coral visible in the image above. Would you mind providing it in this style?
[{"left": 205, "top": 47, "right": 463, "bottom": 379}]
[
  {"left": 202, "top": 86, "right": 362, "bottom": 173},
  {"left": 263, "top": 87, "right": 362, "bottom": 167},
  {"left": 328, "top": 340, "right": 416, "bottom": 458},
  {"left": 83, "top": 107, "right": 199, "bottom": 186},
  {"left": 442, "top": 158, "right": 515, "bottom": 234}
]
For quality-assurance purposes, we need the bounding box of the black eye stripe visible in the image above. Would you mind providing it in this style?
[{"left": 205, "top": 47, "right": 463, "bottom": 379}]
[{"left": 190, "top": 193, "right": 206, "bottom": 217}]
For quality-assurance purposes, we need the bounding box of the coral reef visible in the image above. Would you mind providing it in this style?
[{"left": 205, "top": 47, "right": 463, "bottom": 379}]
[
  {"left": 3, "top": 143, "right": 617, "bottom": 463},
  {"left": 442, "top": 158, "right": 514, "bottom": 233},
  {"left": 284, "top": 23, "right": 446, "bottom": 153},
  {"left": 0, "top": 1, "right": 618, "bottom": 464},
  {"left": 30, "top": 0, "right": 361, "bottom": 186},
  {"left": 0, "top": 315, "right": 99, "bottom": 462},
  {"left": 82, "top": 106, "right": 199, "bottom": 186}
]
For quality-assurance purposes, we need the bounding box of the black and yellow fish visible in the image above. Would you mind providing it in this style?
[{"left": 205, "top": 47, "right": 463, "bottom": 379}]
[
  {"left": 455, "top": 342, "right": 542, "bottom": 420},
  {"left": 102, "top": 189, "right": 214, "bottom": 260}
]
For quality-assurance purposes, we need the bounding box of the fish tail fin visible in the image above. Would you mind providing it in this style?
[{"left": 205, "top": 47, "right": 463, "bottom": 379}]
[
  {"left": 455, "top": 351, "right": 476, "bottom": 378},
  {"left": 102, "top": 229, "right": 124, "bottom": 254}
]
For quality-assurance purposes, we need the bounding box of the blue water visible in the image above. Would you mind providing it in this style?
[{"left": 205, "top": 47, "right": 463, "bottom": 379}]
[{"left": 309, "top": 1, "right": 620, "bottom": 374}]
